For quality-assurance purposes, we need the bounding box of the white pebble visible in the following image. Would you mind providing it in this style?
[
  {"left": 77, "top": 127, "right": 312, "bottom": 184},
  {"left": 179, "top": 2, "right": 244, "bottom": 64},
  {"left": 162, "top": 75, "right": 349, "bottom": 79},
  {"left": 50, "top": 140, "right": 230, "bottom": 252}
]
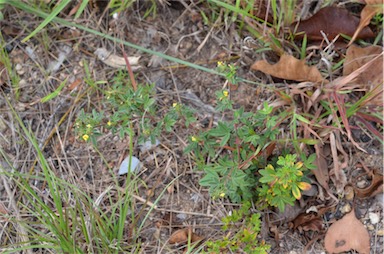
[{"left": 369, "top": 212, "right": 380, "bottom": 225}]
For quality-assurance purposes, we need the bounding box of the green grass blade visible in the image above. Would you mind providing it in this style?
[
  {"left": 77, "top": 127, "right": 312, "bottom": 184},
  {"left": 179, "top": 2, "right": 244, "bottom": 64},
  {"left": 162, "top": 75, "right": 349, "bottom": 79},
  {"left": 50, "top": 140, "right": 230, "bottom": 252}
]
[
  {"left": 75, "top": 0, "right": 89, "bottom": 19},
  {"left": 41, "top": 77, "right": 67, "bottom": 102},
  {"left": 7, "top": 0, "right": 220, "bottom": 76},
  {"left": 21, "top": 0, "right": 71, "bottom": 43}
]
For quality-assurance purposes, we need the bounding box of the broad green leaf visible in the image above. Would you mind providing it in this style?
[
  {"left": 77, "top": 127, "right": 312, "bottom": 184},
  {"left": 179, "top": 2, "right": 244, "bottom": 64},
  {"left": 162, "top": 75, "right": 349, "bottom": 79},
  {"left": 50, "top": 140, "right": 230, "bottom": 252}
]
[{"left": 292, "top": 185, "right": 301, "bottom": 200}]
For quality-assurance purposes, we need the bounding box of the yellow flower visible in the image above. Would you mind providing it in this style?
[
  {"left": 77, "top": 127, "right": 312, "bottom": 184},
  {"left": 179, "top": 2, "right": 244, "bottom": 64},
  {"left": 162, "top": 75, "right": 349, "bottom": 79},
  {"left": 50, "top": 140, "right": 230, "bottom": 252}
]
[
  {"left": 86, "top": 124, "right": 92, "bottom": 129},
  {"left": 217, "top": 61, "right": 224, "bottom": 67},
  {"left": 82, "top": 134, "right": 89, "bottom": 141},
  {"left": 191, "top": 136, "right": 197, "bottom": 142},
  {"left": 219, "top": 192, "right": 225, "bottom": 198},
  {"left": 223, "top": 90, "right": 229, "bottom": 97},
  {"left": 172, "top": 102, "right": 178, "bottom": 108},
  {"left": 107, "top": 121, "right": 112, "bottom": 126}
]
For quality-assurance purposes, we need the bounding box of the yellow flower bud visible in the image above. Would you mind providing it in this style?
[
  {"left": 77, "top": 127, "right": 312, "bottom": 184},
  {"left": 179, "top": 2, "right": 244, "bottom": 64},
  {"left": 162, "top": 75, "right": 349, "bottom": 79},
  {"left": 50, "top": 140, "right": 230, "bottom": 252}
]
[
  {"left": 223, "top": 90, "right": 229, "bottom": 97},
  {"left": 82, "top": 134, "right": 89, "bottom": 141},
  {"left": 191, "top": 136, "right": 197, "bottom": 142},
  {"left": 107, "top": 121, "right": 112, "bottom": 126}
]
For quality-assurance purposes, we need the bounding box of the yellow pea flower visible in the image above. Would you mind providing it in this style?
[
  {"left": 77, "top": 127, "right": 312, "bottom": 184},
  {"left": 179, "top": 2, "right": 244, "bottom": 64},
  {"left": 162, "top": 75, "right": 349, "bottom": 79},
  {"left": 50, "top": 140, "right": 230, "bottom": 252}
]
[
  {"left": 217, "top": 61, "right": 224, "bottom": 67},
  {"left": 82, "top": 134, "right": 89, "bottom": 141}
]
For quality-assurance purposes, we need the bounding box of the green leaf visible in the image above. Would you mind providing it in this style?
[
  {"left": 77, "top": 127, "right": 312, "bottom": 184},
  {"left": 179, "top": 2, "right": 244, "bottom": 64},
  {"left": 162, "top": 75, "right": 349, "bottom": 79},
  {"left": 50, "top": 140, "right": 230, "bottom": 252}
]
[
  {"left": 22, "top": 0, "right": 72, "bottom": 42},
  {"left": 209, "top": 122, "right": 231, "bottom": 137},
  {"left": 74, "top": 0, "right": 89, "bottom": 19},
  {"left": 295, "top": 113, "right": 311, "bottom": 124},
  {"left": 41, "top": 78, "right": 67, "bottom": 102},
  {"left": 199, "top": 171, "right": 219, "bottom": 187},
  {"left": 220, "top": 133, "right": 231, "bottom": 146},
  {"left": 259, "top": 171, "right": 275, "bottom": 183}
]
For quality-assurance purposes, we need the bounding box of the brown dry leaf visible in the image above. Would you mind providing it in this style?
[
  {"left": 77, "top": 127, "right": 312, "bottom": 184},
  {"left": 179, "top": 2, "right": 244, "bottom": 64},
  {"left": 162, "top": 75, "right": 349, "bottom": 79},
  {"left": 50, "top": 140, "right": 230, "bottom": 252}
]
[
  {"left": 343, "top": 45, "right": 383, "bottom": 85},
  {"left": 354, "top": 170, "right": 383, "bottom": 199},
  {"left": 0, "top": 202, "right": 9, "bottom": 216},
  {"left": 293, "top": 212, "right": 323, "bottom": 233},
  {"left": 324, "top": 210, "right": 370, "bottom": 254},
  {"left": 168, "top": 228, "right": 203, "bottom": 244},
  {"left": 292, "top": 6, "right": 374, "bottom": 41},
  {"left": 68, "top": 1, "right": 82, "bottom": 17},
  {"left": 313, "top": 144, "right": 330, "bottom": 190},
  {"left": 349, "top": 0, "right": 384, "bottom": 45},
  {"left": 251, "top": 54, "right": 324, "bottom": 82}
]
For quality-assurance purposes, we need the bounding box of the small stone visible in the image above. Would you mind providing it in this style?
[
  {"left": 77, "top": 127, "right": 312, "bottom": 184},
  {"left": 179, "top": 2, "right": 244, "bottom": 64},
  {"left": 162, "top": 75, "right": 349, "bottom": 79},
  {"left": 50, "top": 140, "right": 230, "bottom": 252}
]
[
  {"left": 176, "top": 213, "right": 187, "bottom": 221},
  {"left": 15, "top": 63, "right": 22, "bottom": 71},
  {"left": 377, "top": 229, "right": 384, "bottom": 236},
  {"left": 344, "top": 185, "right": 354, "bottom": 201},
  {"left": 19, "top": 79, "right": 27, "bottom": 87},
  {"left": 356, "top": 180, "right": 367, "bottom": 188},
  {"left": 369, "top": 212, "right": 380, "bottom": 225},
  {"left": 341, "top": 203, "right": 351, "bottom": 214},
  {"left": 15, "top": 63, "right": 25, "bottom": 75},
  {"left": 289, "top": 251, "right": 298, "bottom": 254},
  {"left": 367, "top": 224, "right": 375, "bottom": 231}
]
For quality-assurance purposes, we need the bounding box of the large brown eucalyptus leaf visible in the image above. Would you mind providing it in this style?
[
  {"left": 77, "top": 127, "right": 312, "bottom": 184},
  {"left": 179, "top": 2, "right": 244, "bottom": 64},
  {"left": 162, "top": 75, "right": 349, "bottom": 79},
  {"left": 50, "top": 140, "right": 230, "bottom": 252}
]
[
  {"left": 324, "top": 210, "right": 370, "bottom": 254},
  {"left": 251, "top": 54, "right": 324, "bottom": 82},
  {"left": 292, "top": 6, "right": 374, "bottom": 41}
]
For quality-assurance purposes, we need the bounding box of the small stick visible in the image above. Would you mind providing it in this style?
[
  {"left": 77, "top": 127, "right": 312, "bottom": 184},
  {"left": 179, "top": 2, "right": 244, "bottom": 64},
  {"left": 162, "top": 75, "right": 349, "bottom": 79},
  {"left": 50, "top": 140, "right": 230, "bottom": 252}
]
[{"left": 121, "top": 45, "right": 137, "bottom": 91}]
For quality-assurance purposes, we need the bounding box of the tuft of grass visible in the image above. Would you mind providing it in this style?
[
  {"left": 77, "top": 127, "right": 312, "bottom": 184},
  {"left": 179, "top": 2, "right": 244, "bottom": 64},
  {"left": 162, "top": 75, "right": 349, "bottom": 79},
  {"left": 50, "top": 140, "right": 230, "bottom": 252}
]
[{"left": 0, "top": 93, "right": 170, "bottom": 253}]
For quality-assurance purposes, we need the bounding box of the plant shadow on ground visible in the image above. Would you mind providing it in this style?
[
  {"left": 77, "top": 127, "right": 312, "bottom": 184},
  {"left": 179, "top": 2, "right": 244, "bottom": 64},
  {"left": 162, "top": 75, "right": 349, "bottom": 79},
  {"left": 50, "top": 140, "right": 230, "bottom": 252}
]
[{"left": 0, "top": 0, "right": 383, "bottom": 253}]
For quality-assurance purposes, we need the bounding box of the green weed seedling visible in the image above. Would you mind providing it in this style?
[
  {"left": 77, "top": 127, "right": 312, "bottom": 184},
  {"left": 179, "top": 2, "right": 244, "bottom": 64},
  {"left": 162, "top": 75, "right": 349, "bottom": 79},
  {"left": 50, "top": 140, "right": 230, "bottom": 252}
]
[
  {"left": 204, "top": 201, "right": 270, "bottom": 253},
  {"left": 258, "top": 154, "right": 314, "bottom": 211}
]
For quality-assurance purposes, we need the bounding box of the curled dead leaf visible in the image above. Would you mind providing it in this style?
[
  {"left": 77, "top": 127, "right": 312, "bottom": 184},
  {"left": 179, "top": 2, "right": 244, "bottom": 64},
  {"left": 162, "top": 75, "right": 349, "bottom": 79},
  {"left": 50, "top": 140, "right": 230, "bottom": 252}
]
[
  {"left": 292, "top": 212, "right": 323, "bottom": 233},
  {"left": 94, "top": 48, "right": 141, "bottom": 70},
  {"left": 349, "top": 0, "right": 384, "bottom": 45},
  {"left": 354, "top": 170, "right": 383, "bottom": 199},
  {"left": 292, "top": 6, "right": 374, "bottom": 41},
  {"left": 251, "top": 54, "right": 324, "bottom": 83},
  {"left": 324, "top": 210, "right": 370, "bottom": 254},
  {"left": 168, "top": 228, "right": 203, "bottom": 244}
]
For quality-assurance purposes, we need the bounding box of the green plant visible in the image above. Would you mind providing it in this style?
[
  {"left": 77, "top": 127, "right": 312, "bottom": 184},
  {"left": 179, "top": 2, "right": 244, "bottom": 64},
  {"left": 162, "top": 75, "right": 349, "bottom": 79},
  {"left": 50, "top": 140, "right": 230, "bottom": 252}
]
[
  {"left": 186, "top": 63, "right": 315, "bottom": 210},
  {"left": 204, "top": 201, "right": 270, "bottom": 253},
  {"left": 258, "top": 154, "right": 314, "bottom": 211},
  {"left": 75, "top": 70, "right": 196, "bottom": 145}
]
